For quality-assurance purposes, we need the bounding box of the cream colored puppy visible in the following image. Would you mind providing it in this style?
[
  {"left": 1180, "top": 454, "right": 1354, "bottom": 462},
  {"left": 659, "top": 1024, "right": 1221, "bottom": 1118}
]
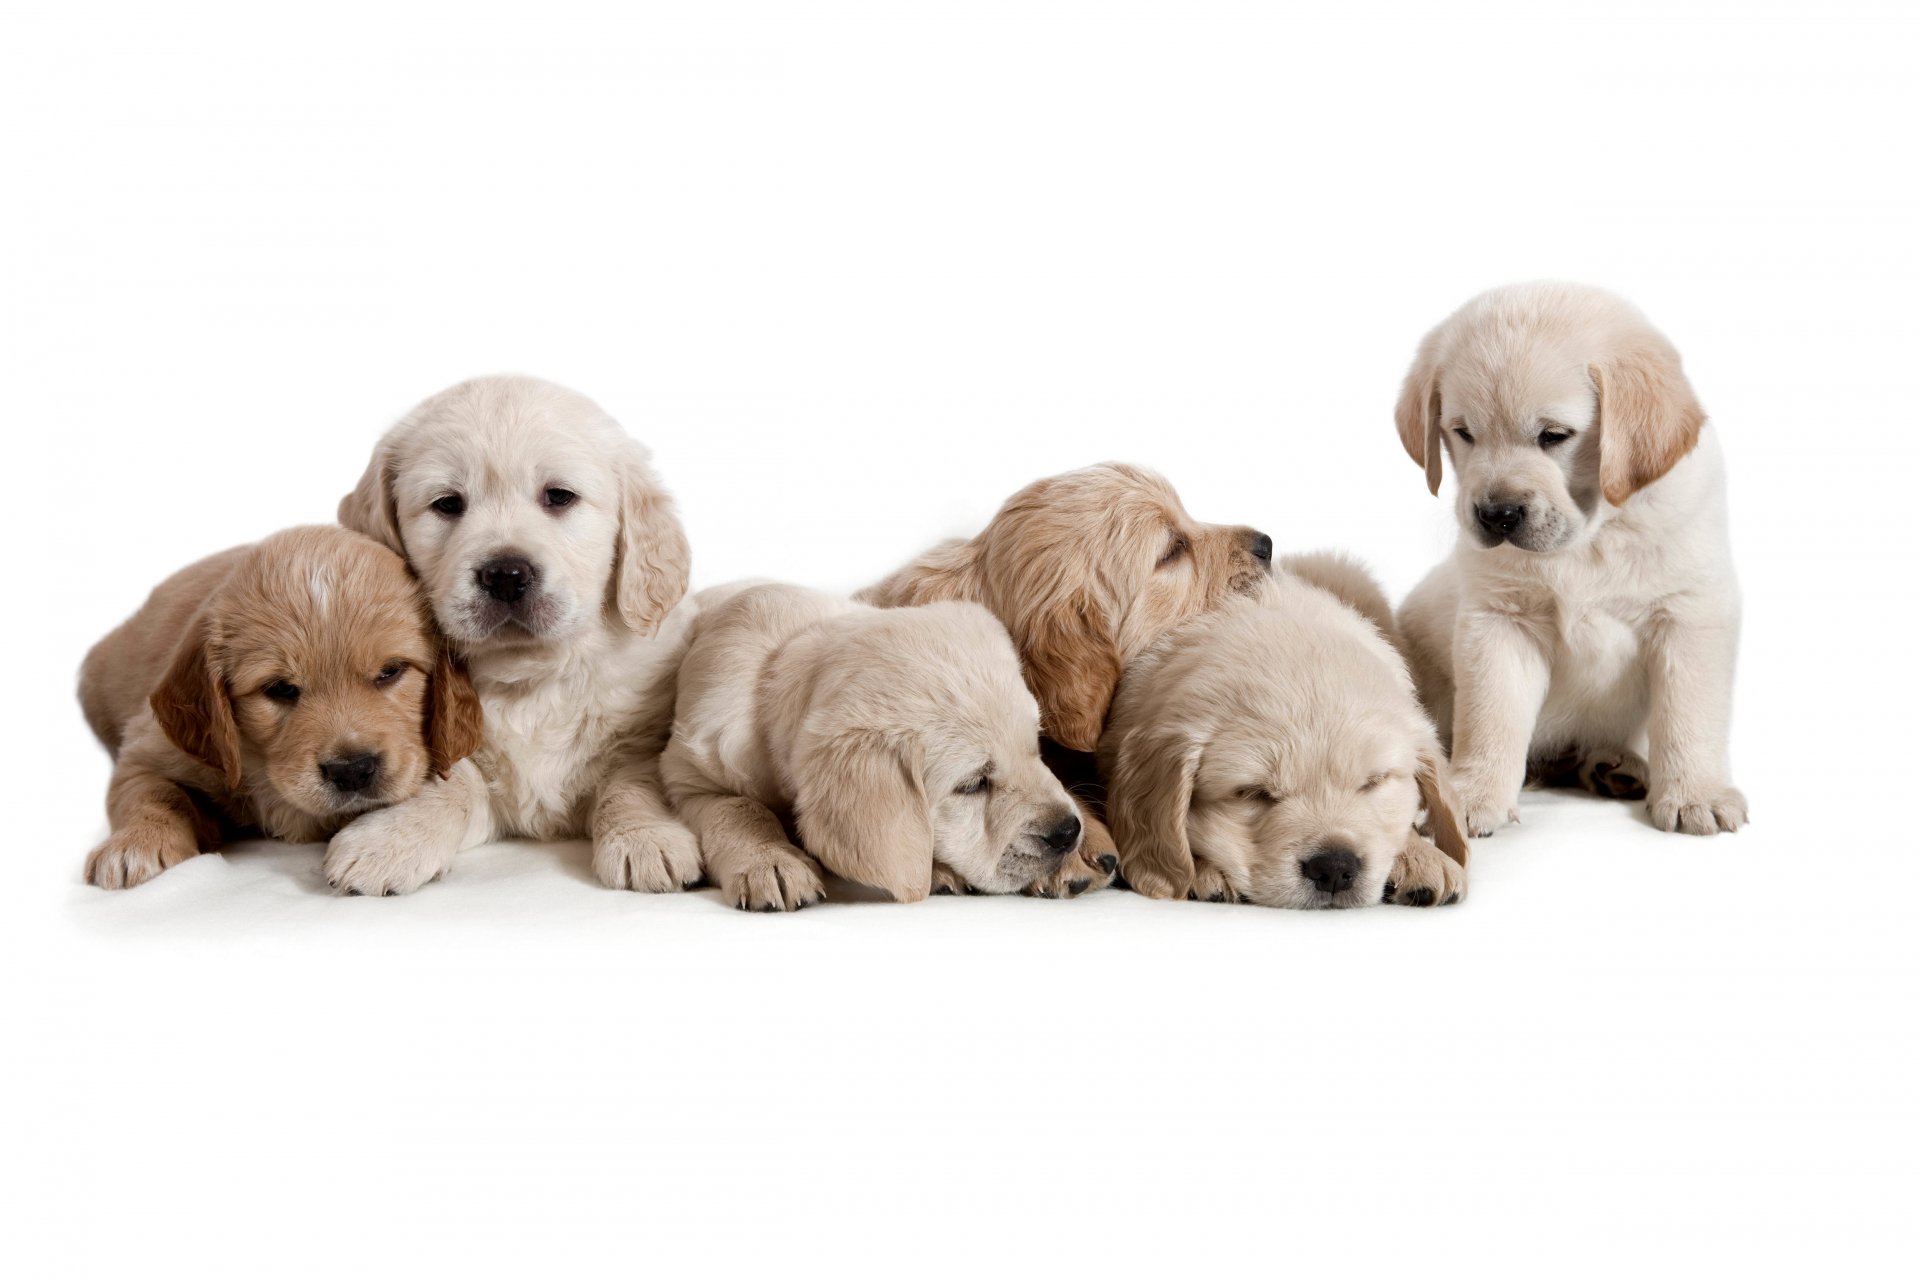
[
  {"left": 1394, "top": 283, "right": 1747, "bottom": 836},
  {"left": 662, "top": 583, "right": 1084, "bottom": 911},
  {"left": 1100, "top": 559, "right": 1468, "bottom": 909},
  {"left": 326, "top": 376, "right": 697, "bottom": 895}
]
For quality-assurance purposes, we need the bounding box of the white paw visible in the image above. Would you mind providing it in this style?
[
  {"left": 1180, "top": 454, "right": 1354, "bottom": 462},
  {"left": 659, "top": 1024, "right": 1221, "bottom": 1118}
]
[
  {"left": 1453, "top": 778, "right": 1520, "bottom": 837},
  {"left": 730, "top": 848, "right": 825, "bottom": 912},
  {"left": 85, "top": 832, "right": 197, "bottom": 889},
  {"left": 1648, "top": 784, "right": 1748, "bottom": 835},
  {"left": 1384, "top": 837, "right": 1467, "bottom": 907},
  {"left": 593, "top": 819, "right": 702, "bottom": 892},
  {"left": 323, "top": 809, "right": 457, "bottom": 896}
]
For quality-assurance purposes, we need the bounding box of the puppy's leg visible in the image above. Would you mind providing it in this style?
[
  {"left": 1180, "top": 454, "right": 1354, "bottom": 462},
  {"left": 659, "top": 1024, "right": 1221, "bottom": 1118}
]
[
  {"left": 675, "top": 790, "right": 824, "bottom": 913},
  {"left": 930, "top": 861, "right": 972, "bottom": 896},
  {"left": 1449, "top": 610, "right": 1551, "bottom": 836},
  {"left": 1643, "top": 604, "right": 1748, "bottom": 835},
  {"left": 323, "top": 761, "right": 494, "bottom": 895},
  {"left": 1529, "top": 744, "right": 1649, "bottom": 800},
  {"left": 1383, "top": 832, "right": 1467, "bottom": 907},
  {"left": 86, "top": 766, "right": 220, "bottom": 889},
  {"left": 592, "top": 748, "right": 703, "bottom": 891},
  {"left": 1022, "top": 800, "right": 1119, "bottom": 899},
  {"left": 1186, "top": 854, "right": 1241, "bottom": 904}
]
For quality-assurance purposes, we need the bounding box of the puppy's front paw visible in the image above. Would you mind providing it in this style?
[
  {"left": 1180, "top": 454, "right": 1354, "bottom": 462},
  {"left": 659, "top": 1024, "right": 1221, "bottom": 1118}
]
[
  {"left": 323, "top": 811, "right": 455, "bottom": 897},
  {"left": 594, "top": 819, "right": 702, "bottom": 892},
  {"left": 1185, "top": 856, "right": 1241, "bottom": 904},
  {"left": 730, "top": 849, "right": 825, "bottom": 913},
  {"left": 1453, "top": 777, "right": 1520, "bottom": 837},
  {"left": 1022, "top": 845, "right": 1117, "bottom": 900},
  {"left": 1648, "top": 784, "right": 1748, "bottom": 835},
  {"left": 1383, "top": 837, "right": 1466, "bottom": 908},
  {"left": 930, "top": 862, "right": 974, "bottom": 897},
  {"left": 85, "top": 831, "right": 198, "bottom": 889}
]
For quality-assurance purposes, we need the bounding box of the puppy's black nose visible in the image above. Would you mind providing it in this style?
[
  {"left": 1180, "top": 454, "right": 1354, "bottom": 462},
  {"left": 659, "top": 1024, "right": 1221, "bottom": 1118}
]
[
  {"left": 1475, "top": 503, "right": 1526, "bottom": 537},
  {"left": 477, "top": 557, "right": 535, "bottom": 603},
  {"left": 1300, "top": 846, "right": 1360, "bottom": 894},
  {"left": 321, "top": 753, "right": 382, "bottom": 794},
  {"left": 1042, "top": 812, "right": 1082, "bottom": 853},
  {"left": 1248, "top": 531, "right": 1274, "bottom": 562}
]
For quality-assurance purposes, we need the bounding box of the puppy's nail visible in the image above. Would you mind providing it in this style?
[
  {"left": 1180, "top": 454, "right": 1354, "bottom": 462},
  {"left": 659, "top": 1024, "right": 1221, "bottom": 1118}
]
[
  {"left": 1406, "top": 887, "right": 1435, "bottom": 907},
  {"left": 758, "top": 902, "right": 778, "bottom": 913},
  {"left": 345, "top": 887, "right": 362, "bottom": 897},
  {"left": 1381, "top": 879, "right": 1398, "bottom": 903},
  {"left": 1207, "top": 891, "right": 1225, "bottom": 903},
  {"left": 934, "top": 884, "right": 954, "bottom": 896},
  {"left": 1443, "top": 891, "right": 1460, "bottom": 906}
]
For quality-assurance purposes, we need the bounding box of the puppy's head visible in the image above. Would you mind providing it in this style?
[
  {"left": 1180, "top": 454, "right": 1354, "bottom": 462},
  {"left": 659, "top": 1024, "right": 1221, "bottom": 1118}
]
[
  {"left": 1394, "top": 282, "right": 1705, "bottom": 554},
  {"left": 151, "top": 527, "right": 482, "bottom": 824},
  {"left": 861, "top": 463, "right": 1272, "bottom": 751},
  {"left": 1102, "top": 588, "right": 1466, "bottom": 909},
  {"left": 340, "top": 376, "right": 691, "bottom": 656},
  {"left": 792, "top": 603, "right": 1082, "bottom": 899}
]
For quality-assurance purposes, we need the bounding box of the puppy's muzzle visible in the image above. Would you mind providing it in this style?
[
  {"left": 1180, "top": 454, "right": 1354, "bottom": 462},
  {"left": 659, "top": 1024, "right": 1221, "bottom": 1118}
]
[
  {"left": 320, "top": 752, "right": 383, "bottom": 795},
  {"left": 1474, "top": 501, "right": 1527, "bottom": 543},
  {"left": 477, "top": 555, "right": 537, "bottom": 603},
  {"left": 1040, "top": 810, "right": 1082, "bottom": 854},
  {"left": 1300, "top": 845, "right": 1359, "bottom": 894}
]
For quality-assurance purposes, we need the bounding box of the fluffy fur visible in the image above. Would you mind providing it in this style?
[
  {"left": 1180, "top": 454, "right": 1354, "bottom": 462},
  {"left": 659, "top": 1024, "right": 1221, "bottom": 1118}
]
[
  {"left": 1393, "top": 282, "right": 1747, "bottom": 836},
  {"left": 327, "top": 375, "right": 698, "bottom": 894},
  {"left": 1100, "top": 560, "right": 1468, "bottom": 909},
  {"left": 662, "top": 583, "right": 1084, "bottom": 911},
  {"left": 79, "top": 526, "right": 481, "bottom": 889},
  {"left": 859, "top": 463, "right": 1272, "bottom": 895}
]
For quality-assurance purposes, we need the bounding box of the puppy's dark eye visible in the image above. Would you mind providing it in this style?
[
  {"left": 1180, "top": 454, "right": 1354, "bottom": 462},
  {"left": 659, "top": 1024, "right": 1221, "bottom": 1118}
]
[
  {"left": 1158, "top": 537, "right": 1189, "bottom": 567},
  {"left": 544, "top": 488, "right": 577, "bottom": 509},
  {"left": 431, "top": 495, "right": 466, "bottom": 517},
  {"left": 374, "top": 664, "right": 405, "bottom": 687},
  {"left": 955, "top": 776, "right": 992, "bottom": 796},
  {"left": 1453, "top": 427, "right": 1475, "bottom": 445},
  {"left": 263, "top": 680, "right": 300, "bottom": 704},
  {"left": 1538, "top": 428, "right": 1574, "bottom": 449}
]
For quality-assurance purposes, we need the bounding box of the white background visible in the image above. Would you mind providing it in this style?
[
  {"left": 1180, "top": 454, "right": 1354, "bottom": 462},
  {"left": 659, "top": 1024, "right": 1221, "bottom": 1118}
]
[{"left": 4, "top": 2, "right": 1915, "bottom": 1275}]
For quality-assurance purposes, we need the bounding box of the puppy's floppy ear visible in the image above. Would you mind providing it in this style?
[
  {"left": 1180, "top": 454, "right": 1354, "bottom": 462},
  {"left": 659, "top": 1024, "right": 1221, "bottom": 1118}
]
[
  {"left": 795, "top": 733, "right": 934, "bottom": 903},
  {"left": 1015, "top": 592, "right": 1122, "bottom": 753},
  {"left": 425, "top": 645, "right": 483, "bottom": 778},
  {"left": 338, "top": 437, "right": 405, "bottom": 555},
  {"left": 1394, "top": 351, "right": 1445, "bottom": 496},
  {"left": 150, "top": 612, "right": 243, "bottom": 789},
  {"left": 610, "top": 439, "right": 691, "bottom": 636},
  {"left": 1415, "top": 743, "right": 1469, "bottom": 867},
  {"left": 1105, "top": 726, "right": 1201, "bottom": 899},
  {"left": 1591, "top": 339, "right": 1706, "bottom": 506}
]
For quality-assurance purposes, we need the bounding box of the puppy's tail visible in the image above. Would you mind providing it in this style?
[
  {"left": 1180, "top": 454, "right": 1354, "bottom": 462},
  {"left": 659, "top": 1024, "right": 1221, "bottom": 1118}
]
[{"left": 1279, "top": 551, "right": 1399, "bottom": 646}]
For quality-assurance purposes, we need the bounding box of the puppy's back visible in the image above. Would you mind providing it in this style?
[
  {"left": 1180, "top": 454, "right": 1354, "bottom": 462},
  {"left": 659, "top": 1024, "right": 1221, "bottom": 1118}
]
[{"left": 78, "top": 545, "right": 250, "bottom": 755}]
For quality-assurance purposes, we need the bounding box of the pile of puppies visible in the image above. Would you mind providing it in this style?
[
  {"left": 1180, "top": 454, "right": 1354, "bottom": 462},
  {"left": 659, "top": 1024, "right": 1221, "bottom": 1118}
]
[{"left": 79, "top": 282, "right": 1749, "bottom": 909}]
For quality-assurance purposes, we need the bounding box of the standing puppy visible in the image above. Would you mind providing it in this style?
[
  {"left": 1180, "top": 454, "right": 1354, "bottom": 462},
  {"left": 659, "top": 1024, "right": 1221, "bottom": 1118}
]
[
  {"left": 326, "top": 376, "right": 697, "bottom": 894},
  {"left": 1394, "top": 283, "right": 1747, "bottom": 837}
]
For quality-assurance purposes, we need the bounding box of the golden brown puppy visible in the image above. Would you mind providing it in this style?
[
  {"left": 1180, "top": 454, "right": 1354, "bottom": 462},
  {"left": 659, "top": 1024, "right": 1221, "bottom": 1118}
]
[
  {"left": 1100, "top": 560, "right": 1468, "bottom": 910},
  {"left": 78, "top": 526, "right": 481, "bottom": 889},
  {"left": 663, "top": 583, "right": 1083, "bottom": 911},
  {"left": 859, "top": 463, "right": 1273, "bottom": 896}
]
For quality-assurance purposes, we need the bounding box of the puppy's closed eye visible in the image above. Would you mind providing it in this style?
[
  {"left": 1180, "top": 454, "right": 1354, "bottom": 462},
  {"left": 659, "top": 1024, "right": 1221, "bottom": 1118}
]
[
  {"left": 1158, "top": 535, "right": 1189, "bottom": 567},
  {"left": 374, "top": 662, "right": 406, "bottom": 687},
  {"left": 1537, "top": 426, "right": 1575, "bottom": 449},
  {"left": 954, "top": 773, "right": 992, "bottom": 796},
  {"left": 262, "top": 679, "right": 300, "bottom": 704}
]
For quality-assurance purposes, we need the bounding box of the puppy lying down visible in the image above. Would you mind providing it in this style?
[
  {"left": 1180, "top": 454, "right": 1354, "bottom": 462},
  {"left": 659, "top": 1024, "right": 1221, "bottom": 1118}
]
[
  {"left": 1100, "top": 556, "right": 1468, "bottom": 909},
  {"left": 78, "top": 526, "right": 481, "bottom": 888},
  {"left": 661, "top": 583, "right": 1085, "bottom": 911}
]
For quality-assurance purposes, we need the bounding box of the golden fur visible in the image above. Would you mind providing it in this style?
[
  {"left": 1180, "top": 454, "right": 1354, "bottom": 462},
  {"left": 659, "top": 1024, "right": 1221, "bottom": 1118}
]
[
  {"left": 79, "top": 526, "right": 481, "bottom": 889},
  {"left": 1392, "top": 283, "right": 1747, "bottom": 837},
  {"left": 662, "top": 583, "right": 1083, "bottom": 911},
  {"left": 1100, "top": 560, "right": 1467, "bottom": 910},
  {"left": 859, "top": 462, "right": 1272, "bottom": 895},
  {"left": 328, "top": 375, "right": 699, "bottom": 895}
]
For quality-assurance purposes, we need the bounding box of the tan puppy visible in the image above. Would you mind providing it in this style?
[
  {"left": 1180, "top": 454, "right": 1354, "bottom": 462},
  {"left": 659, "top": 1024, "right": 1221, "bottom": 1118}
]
[
  {"left": 329, "top": 375, "right": 696, "bottom": 895},
  {"left": 79, "top": 526, "right": 481, "bottom": 889},
  {"left": 1393, "top": 283, "right": 1747, "bottom": 836},
  {"left": 1101, "top": 558, "right": 1467, "bottom": 909},
  {"left": 662, "top": 583, "right": 1084, "bottom": 911},
  {"left": 859, "top": 463, "right": 1273, "bottom": 895}
]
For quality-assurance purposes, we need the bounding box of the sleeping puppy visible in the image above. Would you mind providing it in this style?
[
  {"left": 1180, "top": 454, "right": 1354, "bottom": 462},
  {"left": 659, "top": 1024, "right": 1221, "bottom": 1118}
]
[
  {"left": 1393, "top": 283, "right": 1748, "bottom": 836},
  {"left": 1100, "top": 559, "right": 1468, "bottom": 908},
  {"left": 858, "top": 463, "right": 1273, "bottom": 895},
  {"left": 662, "top": 583, "right": 1084, "bottom": 911},
  {"left": 78, "top": 526, "right": 481, "bottom": 889},
  {"left": 326, "top": 375, "right": 697, "bottom": 895}
]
